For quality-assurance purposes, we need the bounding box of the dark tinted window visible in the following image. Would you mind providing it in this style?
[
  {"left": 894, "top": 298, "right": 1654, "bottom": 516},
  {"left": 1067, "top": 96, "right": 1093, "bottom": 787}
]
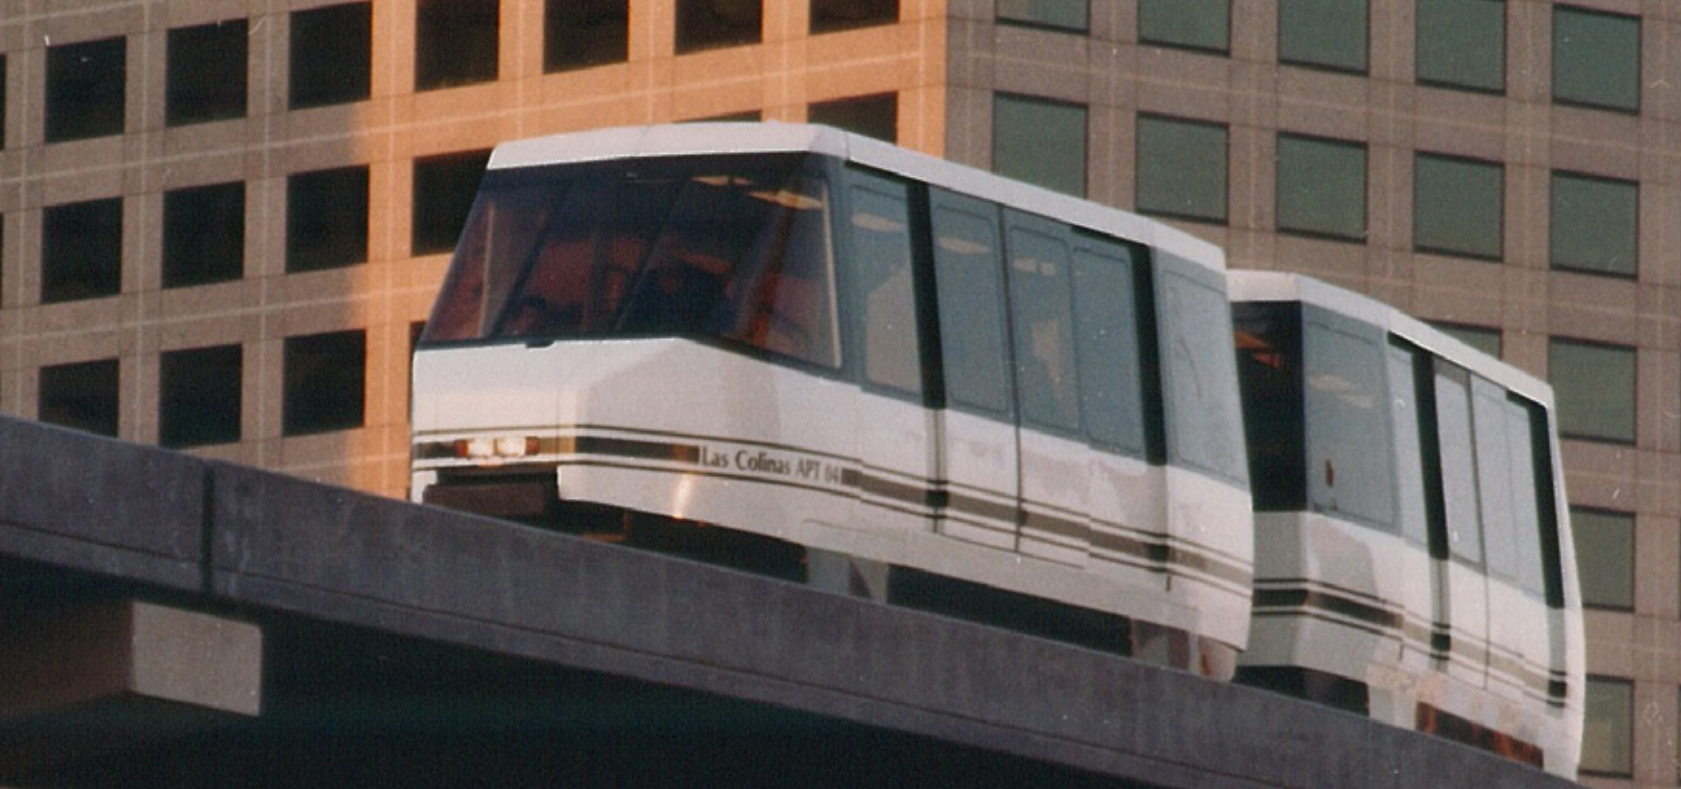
[
  {"left": 1432, "top": 322, "right": 1501, "bottom": 358},
  {"left": 416, "top": 0, "right": 499, "bottom": 90},
  {"left": 287, "top": 166, "right": 369, "bottom": 273},
  {"left": 164, "top": 182, "right": 245, "bottom": 288},
  {"left": 160, "top": 344, "right": 242, "bottom": 448},
  {"left": 810, "top": 93, "right": 897, "bottom": 143},
  {"left": 1277, "top": 134, "right": 1366, "bottom": 241},
  {"left": 1136, "top": 115, "right": 1227, "bottom": 222},
  {"left": 1279, "top": 0, "right": 1367, "bottom": 72},
  {"left": 1572, "top": 508, "right": 1633, "bottom": 609},
  {"left": 1138, "top": 0, "right": 1228, "bottom": 53},
  {"left": 812, "top": 0, "right": 898, "bottom": 34},
  {"left": 283, "top": 330, "right": 366, "bottom": 436},
  {"left": 167, "top": 20, "right": 248, "bottom": 126},
  {"left": 676, "top": 0, "right": 763, "bottom": 53},
  {"left": 1551, "top": 171, "right": 1638, "bottom": 277},
  {"left": 545, "top": 0, "right": 628, "bottom": 73},
  {"left": 930, "top": 190, "right": 1011, "bottom": 415},
  {"left": 847, "top": 171, "right": 920, "bottom": 395},
  {"left": 1553, "top": 6, "right": 1640, "bottom": 113},
  {"left": 1582, "top": 677, "right": 1633, "bottom": 776},
  {"left": 1417, "top": 0, "right": 1504, "bottom": 92},
  {"left": 993, "top": 94, "right": 1085, "bottom": 197},
  {"left": 39, "top": 359, "right": 120, "bottom": 437},
  {"left": 1072, "top": 238, "right": 1146, "bottom": 455},
  {"left": 42, "top": 198, "right": 122, "bottom": 304},
  {"left": 1004, "top": 213, "right": 1078, "bottom": 432},
  {"left": 1304, "top": 310, "right": 1393, "bottom": 529},
  {"left": 290, "top": 3, "right": 372, "bottom": 109},
  {"left": 1434, "top": 363, "right": 1482, "bottom": 563},
  {"left": 46, "top": 37, "right": 126, "bottom": 142},
  {"left": 1235, "top": 301, "right": 1305, "bottom": 510},
  {"left": 413, "top": 150, "right": 492, "bottom": 255},
  {"left": 1414, "top": 153, "right": 1503, "bottom": 260},
  {"left": 997, "top": 0, "right": 1088, "bottom": 31},
  {"left": 1549, "top": 338, "right": 1635, "bottom": 443}
]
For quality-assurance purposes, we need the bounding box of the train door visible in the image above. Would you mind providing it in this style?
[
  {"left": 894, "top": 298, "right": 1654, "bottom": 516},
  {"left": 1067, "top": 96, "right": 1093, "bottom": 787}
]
[
  {"left": 1478, "top": 385, "right": 1555, "bottom": 712},
  {"left": 1432, "top": 362, "right": 1490, "bottom": 689},
  {"left": 841, "top": 169, "right": 939, "bottom": 538},
  {"left": 928, "top": 189, "right": 1020, "bottom": 550},
  {"left": 1386, "top": 340, "right": 1441, "bottom": 679}
]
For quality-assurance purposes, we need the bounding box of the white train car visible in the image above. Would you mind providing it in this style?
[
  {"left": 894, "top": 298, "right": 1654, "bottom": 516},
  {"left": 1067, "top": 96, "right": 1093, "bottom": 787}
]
[
  {"left": 410, "top": 123, "right": 1254, "bottom": 675},
  {"left": 1229, "top": 272, "right": 1584, "bottom": 777}
]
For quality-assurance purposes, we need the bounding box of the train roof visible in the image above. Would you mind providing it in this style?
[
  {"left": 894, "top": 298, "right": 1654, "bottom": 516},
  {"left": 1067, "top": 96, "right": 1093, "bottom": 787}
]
[
  {"left": 1228, "top": 270, "right": 1555, "bottom": 409},
  {"left": 486, "top": 123, "right": 1225, "bottom": 273}
]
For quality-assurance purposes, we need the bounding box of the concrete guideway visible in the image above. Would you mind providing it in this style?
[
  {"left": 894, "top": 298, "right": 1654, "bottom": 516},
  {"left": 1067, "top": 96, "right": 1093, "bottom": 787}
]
[{"left": 0, "top": 415, "right": 1579, "bottom": 788}]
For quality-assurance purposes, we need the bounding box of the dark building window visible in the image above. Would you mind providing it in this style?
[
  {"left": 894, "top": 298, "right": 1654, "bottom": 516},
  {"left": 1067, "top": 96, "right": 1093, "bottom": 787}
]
[
  {"left": 1551, "top": 171, "right": 1638, "bottom": 277},
  {"left": 1278, "top": 0, "right": 1368, "bottom": 73},
  {"left": 284, "top": 330, "right": 366, "bottom": 436},
  {"left": 545, "top": 0, "right": 628, "bottom": 72},
  {"left": 416, "top": 0, "right": 500, "bottom": 90},
  {"left": 167, "top": 19, "right": 248, "bottom": 126},
  {"left": 1414, "top": 153, "right": 1502, "bottom": 260},
  {"left": 290, "top": 3, "right": 372, "bottom": 109},
  {"left": 994, "top": 93, "right": 1086, "bottom": 197},
  {"left": 39, "top": 359, "right": 120, "bottom": 437},
  {"left": 1138, "top": 0, "right": 1229, "bottom": 53},
  {"left": 1554, "top": 6, "right": 1640, "bottom": 113},
  {"left": 1430, "top": 322, "right": 1501, "bottom": 359},
  {"left": 676, "top": 0, "right": 763, "bottom": 53},
  {"left": 164, "top": 182, "right": 245, "bottom": 288},
  {"left": 809, "top": 93, "right": 897, "bottom": 142},
  {"left": 996, "top": 0, "right": 1088, "bottom": 31},
  {"left": 1276, "top": 134, "right": 1366, "bottom": 241},
  {"left": 1582, "top": 677, "right": 1633, "bottom": 776},
  {"left": 46, "top": 37, "right": 126, "bottom": 142},
  {"left": 1, "top": 54, "right": 8, "bottom": 149},
  {"left": 287, "top": 166, "right": 369, "bottom": 273},
  {"left": 1136, "top": 114, "right": 1227, "bottom": 222},
  {"left": 1572, "top": 508, "right": 1634, "bottom": 610},
  {"left": 1416, "top": 0, "right": 1504, "bottom": 93},
  {"left": 159, "top": 344, "right": 242, "bottom": 448},
  {"left": 1549, "top": 338, "right": 1635, "bottom": 444},
  {"left": 42, "top": 198, "right": 123, "bottom": 304},
  {"left": 689, "top": 110, "right": 762, "bottom": 122},
  {"left": 413, "top": 150, "right": 492, "bottom": 256},
  {"left": 811, "top": 0, "right": 898, "bottom": 34}
]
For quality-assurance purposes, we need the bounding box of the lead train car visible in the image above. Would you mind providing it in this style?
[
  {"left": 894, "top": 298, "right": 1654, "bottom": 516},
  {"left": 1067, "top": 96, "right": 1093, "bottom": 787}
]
[
  {"left": 410, "top": 123, "right": 1253, "bottom": 675},
  {"left": 1229, "top": 272, "right": 1584, "bottom": 777}
]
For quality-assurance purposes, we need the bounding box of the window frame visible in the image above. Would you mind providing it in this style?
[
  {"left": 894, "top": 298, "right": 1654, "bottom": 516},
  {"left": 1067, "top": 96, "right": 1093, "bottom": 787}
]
[
  {"left": 39, "top": 358, "right": 121, "bottom": 438},
  {"left": 1549, "top": 169, "right": 1639, "bottom": 279},
  {"left": 165, "top": 19, "right": 249, "bottom": 127},
  {"left": 1412, "top": 151, "right": 1505, "bottom": 262},
  {"left": 1571, "top": 506, "right": 1634, "bottom": 612},
  {"left": 289, "top": 2, "right": 372, "bottom": 110},
  {"left": 164, "top": 181, "right": 246, "bottom": 289},
  {"left": 1277, "top": 0, "right": 1370, "bottom": 75},
  {"left": 543, "top": 0, "right": 629, "bottom": 73},
  {"left": 1552, "top": 5, "right": 1641, "bottom": 115},
  {"left": 1414, "top": 0, "right": 1506, "bottom": 95},
  {"left": 1548, "top": 337, "right": 1637, "bottom": 445},
  {"left": 159, "top": 343, "right": 244, "bottom": 448},
  {"left": 415, "top": 0, "right": 501, "bottom": 91},
  {"left": 42, "top": 197, "right": 124, "bottom": 304},
  {"left": 992, "top": 92, "right": 1088, "bottom": 198},
  {"left": 282, "top": 330, "right": 368, "bottom": 437},
  {"left": 1137, "top": 0, "right": 1230, "bottom": 55},
  {"left": 1581, "top": 676, "right": 1634, "bottom": 777},
  {"left": 45, "top": 37, "right": 127, "bottom": 143},
  {"left": 286, "top": 165, "right": 371, "bottom": 274},
  {"left": 1135, "top": 113, "right": 1229, "bottom": 224},
  {"left": 995, "top": 0, "right": 1090, "bottom": 34},
  {"left": 1275, "top": 133, "right": 1368, "bottom": 243}
]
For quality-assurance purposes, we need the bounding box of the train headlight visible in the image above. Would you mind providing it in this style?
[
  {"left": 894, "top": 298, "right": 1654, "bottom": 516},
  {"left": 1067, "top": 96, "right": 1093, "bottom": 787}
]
[{"left": 454, "top": 435, "right": 540, "bottom": 460}]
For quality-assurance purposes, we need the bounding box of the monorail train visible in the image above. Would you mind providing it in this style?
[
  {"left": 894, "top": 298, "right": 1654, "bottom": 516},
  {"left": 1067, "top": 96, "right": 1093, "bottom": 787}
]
[{"left": 409, "top": 123, "right": 1582, "bottom": 776}]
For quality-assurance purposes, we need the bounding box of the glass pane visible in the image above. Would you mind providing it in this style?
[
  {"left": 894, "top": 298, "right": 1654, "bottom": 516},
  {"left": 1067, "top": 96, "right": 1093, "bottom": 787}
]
[
  {"left": 1006, "top": 217, "right": 1079, "bottom": 432},
  {"left": 1235, "top": 302, "right": 1305, "bottom": 510},
  {"left": 997, "top": 0, "right": 1088, "bottom": 31},
  {"left": 1548, "top": 339, "right": 1635, "bottom": 443},
  {"left": 1551, "top": 172, "right": 1638, "bottom": 277},
  {"left": 810, "top": 93, "right": 897, "bottom": 143},
  {"left": 1138, "top": 0, "right": 1229, "bottom": 52},
  {"left": 1416, "top": 0, "right": 1504, "bottom": 92},
  {"left": 848, "top": 174, "right": 921, "bottom": 395},
  {"left": 811, "top": 0, "right": 898, "bottom": 34},
  {"left": 1072, "top": 240, "right": 1146, "bottom": 454},
  {"left": 1414, "top": 153, "right": 1502, "bottom": 259},
  {"left": 1582, "top": 678, "right": 1632, "bottom": 775},
  {"left": 1159, "top": 261, "right": 1248, "bottom": 484},
  {"left": 545, "top": 0, "right": 629, "bottom": 73},
  {"left": 676, "top": 0, "right": 763, "bottom": 53},
  {"left": 993, "top": 94, "right": 1086, "bottom": 197},
  {"left": 1435, "top": 364, "right": 1482, "bottom": 563},
  {"left": 1277, "top": 135, "right": 1366, "bottom": 240},
  {"left": 1137, "top": 116, "right": 1228, "bottom": 222},
  {"left": 1431, "top": 322, "right": 1501, "bottom": 359},
  {"left": 1554, "top": 7, "right": 1640, "bottom": 112},
  {"left": 1279, "top": 0, "right": 1368, "bottom": 72},
  {"left": 1473, "top": 378, "right": 1518, "bottom": 579},
  {"left": 1304, "top": 313, "right": 1393, "bottom": 530},
  {"left": 1387, "top": 344, "right": 1430, "bottom": 545},
  {"left": 1571, "top": 509, "right": 1633, "bottom": 609},
  {"left": 1502, "top": 399, "right": 1547, "bottom": 596},
  {"left": 931, "top": 193, "right": 1012, "bottom": 415}
]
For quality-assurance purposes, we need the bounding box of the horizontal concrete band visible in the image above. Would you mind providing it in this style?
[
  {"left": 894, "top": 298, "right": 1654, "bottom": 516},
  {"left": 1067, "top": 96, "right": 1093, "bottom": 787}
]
[{"left": 0, "top": 415, "right": 1574, "bottom": 789}]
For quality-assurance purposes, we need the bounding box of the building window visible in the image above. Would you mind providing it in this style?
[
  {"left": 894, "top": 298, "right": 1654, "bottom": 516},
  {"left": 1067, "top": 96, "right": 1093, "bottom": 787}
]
[
  {"left": 1138, "top": 0, "right": 1229, "bottom": 53},
  {"left": 1278, "top": 0, "right": 1367, "bottom": 73},
  {"left": 1136, "top": 115, "right": 1227, "bottom": 223},
  {"left": 812, "top": 0, "right": 898, "bottom": 34},
  {"left": 412, "top": 150, "right": 492, "bottom": 256},
  {"left": 1276, "top": 134, "right": 1366, "bottom": 241},
  {"left": 1413, "top": 153, "right": 1502, "bottom": 260},
  {"left": 42, "top": 198, "right": 122, "bottom": 304},
  {"left": 1549, "top": 339, "right": 1635, "bottom": 444},
  {"left": 993, "top": 94, "right": 1086, "bottom": 197},
  {"left": 1582, "top": 677, "right": 1633, "bottom": 776},
  {"left": 290, "top": 3, "right": 372, "bottom": 109},
  {"left": 160, "top": 344, "right": 242, "bottom": 448},
  {"left": 1430, "top": 322, "right": 1501, "bottom": 359},
  {"left": 1554, "top": 6, "right": 1640, "bottom": 113},
  {"left": 1572, "top": 508, "right": 1634, "bottom": 610},
  {"left": 1416, "top": 0, "right": 1504, "bottom": 93},
  {"left": 39, "top": 359, "right": 119, "bottom": 437},
  {"left": 416, "top": 0, "right": 499, "bottom": 90},
  {"left": 46, "top": 37, "right": 126, "bottom": 143},
  {"left": 997, "top": 0, "right": 1088, "bottom": 32},
  {"left": 287, "top": 166, "right": 369, "bottom": 273},
  {"left": 544, "top": 0, "right": 628, "bottom": 73},
  {"left": 1, "top": 54, "right": 8, "bottom": 150},
  {"left": 809, "top": 93, "right": 897, "bottom": 143},
  {"left": 283, "top": 331, "right": 366, "bottom": 436},
  {"left": 1551, "top": 172, "right": 1637, "bottom": 278},
  {"left": 164, "top": 182, "right": 245, "bottom": 289},
  {"left": 676, "top": 0, "right": 763, "bottom": 54},
  {"left": 167, "top": 20, "right": 248, "bottom": 127}
]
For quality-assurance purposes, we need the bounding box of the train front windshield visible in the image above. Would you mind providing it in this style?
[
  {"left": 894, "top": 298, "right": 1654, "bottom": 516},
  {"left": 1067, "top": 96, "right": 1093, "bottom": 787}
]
[{"left": 422, "top": 154, "right": 839, "bottom": 369}]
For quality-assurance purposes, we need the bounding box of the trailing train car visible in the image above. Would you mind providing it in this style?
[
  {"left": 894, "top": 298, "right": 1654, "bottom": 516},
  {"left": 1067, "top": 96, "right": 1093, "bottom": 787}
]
[
  {"left": 410, "top": 123, "right": 1254, "bottom": 676},
  {"left": 1229, "top": 272, "right": 1584, "bottom": 777}
]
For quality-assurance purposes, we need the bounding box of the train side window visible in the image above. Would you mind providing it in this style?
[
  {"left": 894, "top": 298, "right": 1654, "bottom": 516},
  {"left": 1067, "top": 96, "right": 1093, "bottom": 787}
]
[
  {"left": 929, "top": 190, "right": 1011, "bottom": 415},
  {"left": 1434, "top": 362, "right": 1483, "bottom": 564},
  {"left": 1515, "top": 396, "right": 1565, "bottom": 604},
  {"left": 1003, "top": 211, "right": 1079, "bottom": 433},
  {"left": 1473, "top": 376, "right": 1519, "bottom": 580},
  {"left": 1386, "top": 340, "right": 1433, "bottom": 546},
  {"left": 846, "top": 171, "right": 922, "bottom": 397},
  {"left": 1072, "top": 236, "right": 1147, "bottom": 456},
  {"left": 1303, "top": 309, "right": 1395, "bottom": 530},
  {"left": 1235, "top": 301, "right": 1306, "bottom": 509},
  {"left": 1156, "top": 256, "right": 1248, "bottom": 484}
]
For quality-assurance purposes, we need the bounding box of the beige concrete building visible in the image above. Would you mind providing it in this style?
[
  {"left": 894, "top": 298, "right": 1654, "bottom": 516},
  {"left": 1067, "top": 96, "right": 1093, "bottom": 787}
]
[{"left": 0, "top": 0, "right": 1676, "bottom": 784}]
